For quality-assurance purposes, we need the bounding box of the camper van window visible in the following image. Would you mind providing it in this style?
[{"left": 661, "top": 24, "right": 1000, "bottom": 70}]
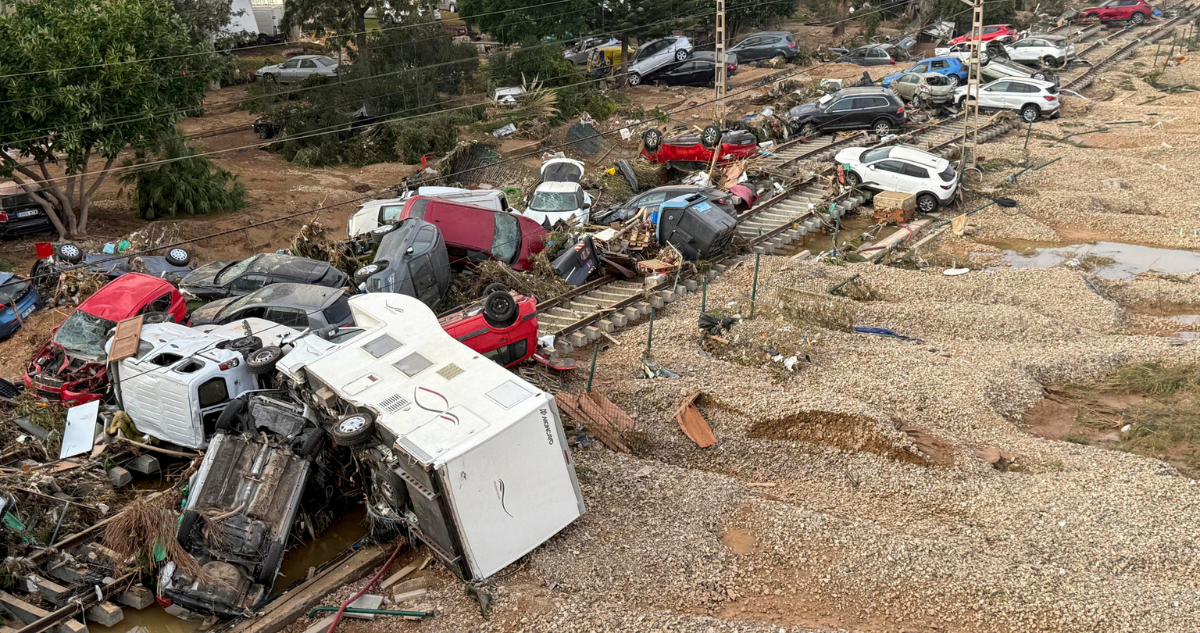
[
  {"left": 394, "top": 352, "right": 433, "bottom": 377},
  {"left": 150, "top": 353, "right": 184, "bottom": 367},
  {"left": 197, "top": 377, "right": 229, "bottom": 408},
  {"left": 363, "top": 334, "right": 403, "bottom": 358},
  {"left": 380, "top": 204, "right": 405, "bottom": 224}
]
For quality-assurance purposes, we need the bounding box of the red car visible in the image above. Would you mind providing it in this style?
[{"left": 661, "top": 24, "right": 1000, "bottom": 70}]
[
  {"left": 25, "top": 273, "right": 186, "bottom": 404},
  {"left": 1080, "top": 0, "right": 1153, "bottom": 23},
  {"left": 398, "top": 196, "right": 547, "bottom": 271},
  {"left": 948, "top": 24, "right": 1018, "bottom": 46},
  {"left": 439, "top": 285, "right": 537, "bottom": 367},
  {"left": 641, "top": 125, "right": 758, "bottom": 168}
]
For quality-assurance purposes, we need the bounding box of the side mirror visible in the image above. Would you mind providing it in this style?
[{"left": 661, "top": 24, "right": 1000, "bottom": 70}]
[{"left": 866, "top": 164, "right": 876, "bottom": 170}]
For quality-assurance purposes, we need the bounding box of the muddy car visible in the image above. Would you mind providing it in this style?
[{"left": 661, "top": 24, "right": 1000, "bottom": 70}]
[
  {"left": 162, "top": 397, "right": 320, "bottom": 618},
  {"left": 439, "top": 285, "right": 538, "bottom": 367},
  {"left": 32, "top": 243, "right": 195, "bottom": 285},
  {"left": 355, "top": 219, "right": 452, "bottom": 309},
  {"left": 179, "top": 253, "right": 349, "bottom": 302},
  {"left": 188, "top": 283, "right": 353, "bottom": 330},
  {"left": 25, "top": 273, "right": 186, "bottom": 404}
]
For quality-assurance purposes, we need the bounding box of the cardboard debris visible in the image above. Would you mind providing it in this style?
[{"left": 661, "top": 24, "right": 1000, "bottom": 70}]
[
  {"left": 556, "top": 392, "right": 634, "bottom": 453},
  {"left": 675, "top": 391, "right": 717, "bottom": 448}
]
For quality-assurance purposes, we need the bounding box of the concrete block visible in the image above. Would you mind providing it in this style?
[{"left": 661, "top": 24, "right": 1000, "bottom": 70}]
[
  {"left": 683, "top": 279, "right": 698, "bottom": 291},
  {"left": 303, "top": 615, "right": 336, "bottom": 633},
  {"left": 86, "top": 543, "right": 120, "bottom": 566},
  {"left": 344, "top": 594, "right": 383, "bottom": 620},
  {"left": 31, "top": 575, "right": 69, "bottom": 605},
  {"left": 126, "top": 455, "right": 159, "bottom": 475},
  {"left": 633, "top": 301, "right": 652, "bottom": 315},
  {"left": 622, "top": 307, "right": 640, "bottom": 321},
  {"left": 555, "top": 341, "right": 574, "bottom": 355},
  {"left": 713, "top": 263, "right": 728, "bottom": 273},
  {"left": 706, "top": 269, "right": 719, "bottom": 281},
  {"left": 791, "top": 250, "right": 812, "bottom": 262},
  {"left": 118, "top": 585, "right": 154, "bottom": 610},
  {"left": 607, "top": 313, "right": 628, "bottom": 328},
  {"left": 392, "top": 588, "right": 428, "bottom": 604},
  {"left": 392, "top": 576, "right": 432, "bottom": 593},
  {"left": 595, "top": 319, "right": 614, "bottom": 333},
  {"left": 107, "top": 467, "right": 131, "bottom": 488},
  {"left": 648, "top": 295, "right": 664, "bottom": 309},
  {"left": 48, "top": 564, "right": 87, "bottom": 584},
  {"left": 58, "top": 620, "right": 88, "bottom": 633},
  {"left": 0, "top": 591, "right": 49, "bottom": 623},
  {"left": 567, "top": 332, "right": 587, "bottom": 347},
  {"left": 582, "top": 326, "right": 601, "bottom": 342},
  {"left": 86, "top": 602, "right": 123, "bottom": 628},
  {"left": 752, "top": 244, "right": 773, "bottom": 255},
  {"left": 659, "top": 290, "right": 676, "bottom": 303}
]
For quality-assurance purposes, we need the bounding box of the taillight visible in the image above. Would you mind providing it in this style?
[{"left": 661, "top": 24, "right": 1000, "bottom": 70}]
[
  {"left": 920, "top": 85, "right": 928, "bottom": 92},
  {"left": 728, "top": 63, "right": 735, "bottom": 70},
  {"left": 1043, "top": 95, "right": 1056, "bottom": 101},
  {"left": 788, "top": 41, "right": 796, "bottom": 47},
  {"left": 219, "top": 358, "right": 240, "bottom": 371},
  {"left": 897, "top": 106, "right": 905, "bottom": 114},
  {"left": 0, "top": 211, "right": 8, "bottom": 222},
  {"left": 940, "top": 185, "right": 953, "bottom": 190},
  {"left": 889, "top": 57, "right": 895, "bottom": 64}
]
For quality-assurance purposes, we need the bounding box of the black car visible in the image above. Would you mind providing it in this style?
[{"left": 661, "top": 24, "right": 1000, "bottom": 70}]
[
  {"left": 188, "top": 283, "right": 353, "bottom": 329},
  {"left": 354, "top": 219, "right": 451, "bottom": 309},
  {"left": 643, "top": 52, "right": 738, "bottom": 87},
  {"left": 593, "top": 186, "right": 738, "bottom": 224},
  {"left": 728, "top": 31, "right": 799, "bottom": 62},
  {"left": 0, "top": 183, "right": 53, "bottom": 239},
  {"left": 837, "top": 45, "right": 899, "bottom": 66},
  {"left": 787, "top": 87, "right": 907, "bottom": 137},
  {"left": 179, "top": 253, "right": 349, "bottom": 302},
  {"left": 33, "top": 242, "right": 195, "bottom": 284}
]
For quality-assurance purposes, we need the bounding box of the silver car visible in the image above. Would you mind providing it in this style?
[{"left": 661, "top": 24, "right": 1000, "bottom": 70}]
[
  {"left": 889, "top": 72, "right": 955, "bottom": 108},
  {"left": 256, "top": 55, "right": 340, "bottom": 83}
]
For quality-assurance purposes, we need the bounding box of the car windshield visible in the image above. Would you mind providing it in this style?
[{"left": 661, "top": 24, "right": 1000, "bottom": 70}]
[
  {"left": 529, "top": 190, "right": 579, "bottom": 212},
  {"left": 0, "top": 277, "right": 29, "bottom": 304},
  {"left": 214, "top": 255, "right": 260, "bottom": 285},
  {"left": 315, "top": 56, "right": 337, "bottom": 66},
  {"left": 53, "top": 310, "right": 116, "bottom": 357},
  {"left": 491, "top": 213, "right": 521, "bottom": 264},
  {"left": 861, "top": 147, "right": 891, "bottom": 163}
]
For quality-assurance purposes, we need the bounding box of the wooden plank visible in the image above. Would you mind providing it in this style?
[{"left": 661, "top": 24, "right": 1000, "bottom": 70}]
[
  {"left": 585, "top": 392, "right": 636, "bottom": 431},
  {"left": 675, "top": 391, "right": 718, "bottom": 448},
  {"left": 107, "top": 316, "right": 144, "bottom": 363},
  {"left": 378, "top": 553, "right": 430, "bottom": 591}
]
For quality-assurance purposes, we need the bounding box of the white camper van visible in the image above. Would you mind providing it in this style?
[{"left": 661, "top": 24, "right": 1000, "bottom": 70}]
[
  {"left": 277, "top": 293, "right": 584, "bottom": 580},
  {"left": 110, "top": 318, "right": 301, "bottom": 449},
  {"left": 346, "top": 187, "right": 511, "bottom": 239},
  {"left": 251, "top": 4, "right": 286, "bottom": 44}
]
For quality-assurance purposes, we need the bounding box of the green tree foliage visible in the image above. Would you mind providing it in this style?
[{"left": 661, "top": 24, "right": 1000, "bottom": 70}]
[
  {"left": 460, "top": 0, "right": 591, "bottom": 45},
  {"left": 0, "top": 0, "right": 215, "bottom": 237},
  {"left": 118, "top": 130, "right": 246, "bottom": 220},
  {"left": 172, "top": 0, "right": 237, "bottom": 45},
  {"left": 485, "top": 44, "right": 611, "bottom": 122},
  {"left": 282, "top": 0, "right": 440, "bottom": 76}
]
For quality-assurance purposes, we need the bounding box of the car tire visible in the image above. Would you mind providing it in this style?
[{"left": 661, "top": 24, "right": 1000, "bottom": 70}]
[
  {"left": 214, "top": 397, "right": 246, "bottom": 434},
  {"left": 373, "top": 467, "right": 409, "bottom": 509},
  {"left": 228, "top": 335, "right": 263, "bottom": 357},
  {"left": 165, "top": 248, "right": 191, "bottom": 267},
  {"left": 910, "top": 95, "right": 923, "bottom": 109},
  {"left": 872, "top": 119, "right": 892, "bottom": 136},
  {"left": 1131, "top": 11, "right": 1146, "bottom": 24},
  {"left": 258, "top": 542, "right": 284, "bottom": 585},
  {"left": 700, "top": 124, "right": 722, "bottom": 149},
  {"left": 641, "top": 128, "right": 661, "bottom": 151},
  {"left": 800, "top": 123, "right": 819, "bottom": 138},
  {"left": 262, "top": 73, "right": 277, "bottom": 83},
  {"left": 675, "top": 48, "right": 690, "bottom": 62},
  {"left": 482, "top": 283, "right": 510, "bottom": 297},
  {"left": 354, "top": 263, "right": 381, "bottom": 284},
  {"left": 177, "top": 510, "right": 200, "bottom": 548},
  {"left": 483, "top": 291, "right": 518, "bottom": 328},
  {"left": 56, "top": 243, "right": 83, "bottom": 264},
  {"left": 628, "top": 73, "right": 641, "bottom": 86},
  {"left": 1042, "top": 55, "right": 1058, "bottom": 69},
  {"left": 916, "top": 193, "right": 938, "bottom": 213},
  {"left": 946, "top": 74, "right": 960, "bottom": 87},
  {"left": 1032, "top": 70, "right": 1048, "bottom": 80},
  {"left": 1021, "top": 104, "right": 1040, "bottom": 123},
  {"left": 256, "top": 33, "right": 270, "bottom": 46},
  {"left": 845, "top": 171, "right": 862, "bottom": 186},
  {"left": 246, "top": 345, "right": 283, "bottom": 374},
  {"left": 331, "top": 412, "right": 375, "bottom": 447}
]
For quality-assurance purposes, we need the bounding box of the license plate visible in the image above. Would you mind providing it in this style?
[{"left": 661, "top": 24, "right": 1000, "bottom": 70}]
[
  {"left": 19, "top": 305, "right": 34, "bottom": 319},
  {"left": 16, "top": 210, "right": 38, "bottom": 218}
]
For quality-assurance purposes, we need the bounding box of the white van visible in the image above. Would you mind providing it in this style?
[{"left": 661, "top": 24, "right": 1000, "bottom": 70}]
[
  {"left": 347, "top": 187, "right": 510, "bottom": 239},
  {"left": 224, "top": 0, "right": 260, "bottom": 44},
  {"left": 251, "top": 5, "right": 286, "bottom": 42},
  {"left": 278, "top": 294, "right": 584, "bottom": 580},
  {"left": 110, "top": 318, "right": 301, "bottom": 449}
]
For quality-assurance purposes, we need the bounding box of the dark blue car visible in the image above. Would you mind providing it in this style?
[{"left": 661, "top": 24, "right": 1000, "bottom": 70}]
[
  {"left": 883, "top": 57, "right": 967, "bottom": 88},
  {"left": 0, "top": 272, "right": 39, "bottom": 338}
]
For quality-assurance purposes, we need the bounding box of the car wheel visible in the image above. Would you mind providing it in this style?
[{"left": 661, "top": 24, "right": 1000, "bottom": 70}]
[
  {"left": 482, "top": 283, "right": 510, "bottom": 297},
  {"left": 256, "top": 33, "right": 270, "bottom": 46},
  {"left": 700, "top": 124, "right": 722, "bottom": 149},
  {"left": 177, "top": 510, "right": 200, "bottom": 548},
  {"left": 1042, "top": 55, "right": 1058, "bottom": 68},
  {"left": 165, "top": 247, "right": 191, "bottom": 267},
  {"left": 946, "top": 74, "right": 960, "bottom": 87},
  {"left": 483, "top": 291, "right": 518, "bottom": 328},
  {"left": 1131, "top": 11, "right": 1146, "bottom": 24},
  {"left": 214, "top": 398, "right": 246, "bottom": 434},
  {"left": 228, "top": 335, "right": 263, "bottom": 356},
  {"left": 628, "top": 73, "right": 641, "bottom": 86},
  {"left": 979, "top": 50, "right": 990, "bottom": 66},
  {"left": 845, "top": 171, "right": 862, "bottom": 186},
  {"left": 872, "top": 119, "right": 892, "bottom": 136},
  {"left": 448, "top": 2, "right": 458, "bottom": 11},
  {"left": 916, "top": 193, "right": 938, "bottom": 213},
  {"left": 262, "top": 73, "right": 277, "bottom": 83},
  {"left": 354, "top": 263, "right": 381, "bottom": 283},
  {"left": 675, "top": 48, "right": 690, "bottom": 62},
  {"left": 910, "top": 95, "right": 923, "bottom": 109},
  {"left": 258, "top": 542, "right": 284, "bottom": 584},
  {"left": 1032, "top": 71, "right": 1047, "bottom": 80},
  {"left": 56, "top": 243, "right": 83, "bottom": 264},
  {"left": 800, "top": 123, "right": 819, "bottom": 137},
  {"left": 1021, "top": 104, "right": 1040, "bottom": 123},
  {"left": 246, "top": 346, "right": 283, "bottom": 374},
  {"left": 373, "top": 468, "right": 408, "bottom": 509},
  {"left": 331, "top": 412, "right": 375, "bottom": 447},
  {"left": 641, "top": 128, "right": 662, "bottom": 152}
]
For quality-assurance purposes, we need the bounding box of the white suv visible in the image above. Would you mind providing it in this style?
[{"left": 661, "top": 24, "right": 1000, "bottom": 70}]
[
  {"left": 627, "top": 36, "right": 692, "bottom": 86},
  {"left": 954, "top": 77, "right": 1061, "bottom": 122},
  {"left": 834, "top": 144, "right": 959, "bottom": 213},
  {"left": 1004, "top": 35, "right": 1074, "bottom": 67}
]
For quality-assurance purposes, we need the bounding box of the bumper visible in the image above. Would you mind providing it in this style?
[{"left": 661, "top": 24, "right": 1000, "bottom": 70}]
[
  {"left": 24, "top": 374, "right": 105, "bottom": 405},
  {"left": 0, "top": 215, "right": 54, "bottom": 239}
]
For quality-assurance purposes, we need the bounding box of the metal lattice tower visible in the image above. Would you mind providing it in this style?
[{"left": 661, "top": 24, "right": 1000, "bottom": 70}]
[
  {"left": 714, "top": 0, "right": 727, "bottom": 123},
  {"left": 959, "top": 0, "right": 984, "bottom": 170}
]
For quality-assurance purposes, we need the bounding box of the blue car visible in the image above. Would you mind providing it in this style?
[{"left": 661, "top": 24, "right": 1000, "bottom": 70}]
[
  {"left": 0, "top": 272, "right": 39, "bottom": 338},
  {"left": 882, "top": 57, "right": 968, "bottom": 88}
]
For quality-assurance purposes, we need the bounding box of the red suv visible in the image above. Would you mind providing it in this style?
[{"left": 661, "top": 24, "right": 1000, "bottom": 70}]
[
  {"left": 25, "top": 273, "right": 187, "bottom": 404},
  {"left": 948, "top": 24, "right": 1018, "bottom": 46},
  {"left": 398, "top": 196, "right": 547, "bottom": 271},
  {"left": 1081, "top": 0, "right": 1153, "bottom": 23},
  {"left": 439, "top": 285, "right": 537, "bottom": 367}
]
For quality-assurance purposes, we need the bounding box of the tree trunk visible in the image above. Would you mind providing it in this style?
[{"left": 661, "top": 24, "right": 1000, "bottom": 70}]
[
  {"left": 10, "top": 154, "right": 114, "bottom": 238},
  {"left": 9, "top": 173, "right": 68, "bottom": 238},
  {"left": 355, "top": 8, "right": 371, "bottom": 76},
  {"left": 619, "top": 34, "right": 630, "bottom": 86}
]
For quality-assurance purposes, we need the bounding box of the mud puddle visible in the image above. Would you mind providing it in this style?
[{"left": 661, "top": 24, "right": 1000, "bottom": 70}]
[
  {"left": 772, "top": 214, "right": 879, "bottom": 257},
  {"left": 991, "top": 240, "right": 1200, "bottom": 279}
]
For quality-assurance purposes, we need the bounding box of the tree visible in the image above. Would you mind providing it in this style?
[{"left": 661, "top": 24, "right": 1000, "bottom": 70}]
[
  {"left": 282, "top": 0, "right": 439, "bottom": 76},
  {"left": 172, "top": 0, "right": 237, "bottom": 44},
  {"left": 460, "top": 0, "right": 591, "bottom": 45},
  {"left": 118, "top": 129, "right": 246, "bottom": 220},
  {"left": 0, "top": 0, "right": 215, "bottom": 237}
]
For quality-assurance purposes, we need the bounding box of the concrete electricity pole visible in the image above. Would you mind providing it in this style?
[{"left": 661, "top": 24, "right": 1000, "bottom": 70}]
[
  {"left": 959, "top": 0, "right": 984, "bottom": 171},
  {"left": 714, "top": 0, "right": 727, "bottom": 123}
]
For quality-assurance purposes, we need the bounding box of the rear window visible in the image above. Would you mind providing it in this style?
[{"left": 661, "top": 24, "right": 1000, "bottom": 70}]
[
  {"left": 1046, "top": 84, "right": 1058, "bottom": 94},
  {"left": 323, "top": 296, "right": 352, "bottom": 326},
  {"left": 925, "top": 75, "right": 949, "bottom": 86},
  {"left": 939, "top": 166, "right": 957, "bottom": 182},
  {"left": 0, "top": 193, "right": 35, "bottom": 210}
]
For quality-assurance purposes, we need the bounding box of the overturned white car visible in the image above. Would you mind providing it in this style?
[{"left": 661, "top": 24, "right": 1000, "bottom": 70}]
[{"left": 522, "top": 158, "right": 592, "bottom": 228}]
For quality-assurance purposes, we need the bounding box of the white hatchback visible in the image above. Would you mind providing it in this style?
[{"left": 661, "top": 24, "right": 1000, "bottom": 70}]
[{"left": 834, "top": 144, "right": 959, "bottom": 213}]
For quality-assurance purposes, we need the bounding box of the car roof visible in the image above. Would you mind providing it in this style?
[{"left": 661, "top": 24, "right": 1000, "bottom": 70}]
[
  {"left": 249, "top": 253, "right": 328, "bottom": 276},
  {"left": 535, "top": 181, "right": 581, "bottom": 193},
  {"left": 746, "top": 30, "right": 792, "bottom": 36},
  {"left": 78, "top": 273, "right": 176, "bottom": 320},
  {"left": 233, "top": 282, "right": 343, "bottom": 310},
  {"left": 887, "top": 145, "right": 950, "bottom": 169},
  {"left": 834, "top": 87, "right": 895, "bottom": 95},
  {"left": 990, "top": 77, "right": 1055, "bottom": 88}
]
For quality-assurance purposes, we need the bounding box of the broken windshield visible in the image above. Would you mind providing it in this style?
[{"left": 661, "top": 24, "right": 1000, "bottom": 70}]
[
  {"left": 53, "top": 310, "right": 116, "bottom": 357},
  {"left": 215, "top": 255, "right": 261, "bottom": 286},
  {"left": 529, "top": 190, "right": 580, "bottom": 213},
  {"left": 492, "top": 213, "right": 521, "bottom": 264}
]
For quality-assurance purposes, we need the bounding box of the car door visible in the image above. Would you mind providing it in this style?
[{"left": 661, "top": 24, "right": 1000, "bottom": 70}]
[
  {"left": 278, "top": 59, "right": 300, "bottom": 82},
  {"left": 822, "top": 97, "right": 856, "bottom": 129},
  {"left": 228, "top": 273, "right": 268, "bottom": 295},
  {"left": 298, "top": 58, "right": 318, "bottom": 79},
  {"left": 685, "top": 60, "right": 711, "bottom": 85},
  {"left": 742, "top": 36, "right": 770, "bottom": 61},
  {"left": 867, "top": 47, "right": 890, "bottom": 65},
  {"left": 867, "top": 159, "right": 907, "bottom": 190},
  {"left": 893, "top": 74, "right": 917, "bottom": 99},
  {"left": 898, "top": 162, "right": 931, "bottom": 193}
]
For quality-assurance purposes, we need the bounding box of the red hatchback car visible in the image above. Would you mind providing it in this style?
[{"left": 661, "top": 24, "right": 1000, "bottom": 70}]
[
  {"left": 640, "top": 125, "right": 758, "bottom": 168},
  {"left": 439, "top": 286, "right": 537, "bottom": 367},
  {"left": 948, "top": 24, "right": 1018, "bottom": 46},
  {"left": 1081, "top": 0, "right": 1154, "bottom": 23},
  {"left": 25, "top": 273, "right": 186, "bottom": 404},
  {"left": 397, "top": 196, "right": 547, "bottom": 271}
]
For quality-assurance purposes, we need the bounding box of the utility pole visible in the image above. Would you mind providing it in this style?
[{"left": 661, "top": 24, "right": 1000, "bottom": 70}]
[
  {"left": 714, "top": 0, "right": 727, "bottom": 123},
  {"left": 959, "top": 0, "right": 984, "bottom": 173}
]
